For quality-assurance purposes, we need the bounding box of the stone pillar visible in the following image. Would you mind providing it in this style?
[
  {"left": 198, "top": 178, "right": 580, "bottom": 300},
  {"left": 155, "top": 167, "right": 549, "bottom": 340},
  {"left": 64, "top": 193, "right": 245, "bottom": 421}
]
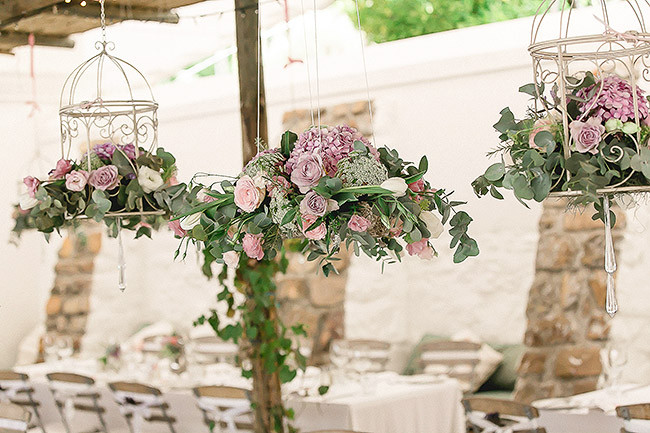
[
  {"left": 514, "top": 198, "right": 626, "bottom": 402},
  {"left": 44, "top": 223, "right": 102, "bottom": 354}
]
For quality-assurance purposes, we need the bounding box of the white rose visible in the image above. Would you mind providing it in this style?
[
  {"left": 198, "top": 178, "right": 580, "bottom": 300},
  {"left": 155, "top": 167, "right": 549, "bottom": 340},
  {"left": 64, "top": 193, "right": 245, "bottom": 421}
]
[
  {"left": 180, "top": 213, "right": 202, "bottom": 231},
  {"left": 137, "top": 166, "right": 164, "bottom": 194},
  {"left": 19, "top": 193, "right": 39, "bottom": 210},
  {"left": 196, "top": 189, "right": 211, "bottom": 202},
  {"left": 420, "top": 211, "right": 444, "bottom": 239},
  {"left": 223, "top": 251, "right": 240, "bottom": 268},
  {"left": 380, "top": 177, "right": 408, "bottom": 197}
]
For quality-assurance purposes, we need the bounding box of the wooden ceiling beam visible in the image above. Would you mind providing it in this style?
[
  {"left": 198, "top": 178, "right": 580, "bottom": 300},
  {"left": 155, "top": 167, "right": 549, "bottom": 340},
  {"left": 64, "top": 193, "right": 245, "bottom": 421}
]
[
  {"left": 60, "top": 2, "right": 180, "bottom": 24},
  {"left": 0, "top": 31, "right": 74, "bottom": 48},
  {"left": 0, "top": 1, "right": 58, "bottom": 26}
]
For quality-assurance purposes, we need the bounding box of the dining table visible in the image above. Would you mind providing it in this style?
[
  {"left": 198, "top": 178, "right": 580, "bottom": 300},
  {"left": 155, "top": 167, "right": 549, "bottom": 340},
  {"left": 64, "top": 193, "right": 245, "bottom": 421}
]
[{"left": 12, "top": 359, "right": 465, "bottom": 433}]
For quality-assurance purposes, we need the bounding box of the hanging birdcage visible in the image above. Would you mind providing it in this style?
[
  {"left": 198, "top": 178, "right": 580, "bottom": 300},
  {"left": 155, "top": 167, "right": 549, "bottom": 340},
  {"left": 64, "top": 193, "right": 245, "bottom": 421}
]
[{"left": 529, "top": 0, "right": 650, "bottom": 316}]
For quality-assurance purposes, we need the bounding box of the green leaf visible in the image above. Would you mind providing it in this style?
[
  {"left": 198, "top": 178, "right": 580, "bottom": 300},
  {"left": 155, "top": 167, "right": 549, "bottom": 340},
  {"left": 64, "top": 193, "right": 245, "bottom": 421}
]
[
  {"left": 519, "top": 82, "right": 544, "bottom": 97},
  {"left": 318, "top": 386, "right": 330, "bottom": 395},
  {"left": 494, "top": 107, "right": 518, "bottom": 133},
  {"left": 531, "top": 173, "right": 552, "bottom": 202},
  {"left": 280, "top": 131, "right": 298, "bottom": 157},
  {"left": 533, "top": 130, "right": 555, "bottom": 153},
  {"left": 484, "top": 162, "right": 505, "bottom": 181},
  {"left": 156, "top": 148, "right": 176, "bottom": 168},
  {"left": 279, "top": 365, "right": 297, "bottom": 383},
  {"left": 112, "top": 151, "right": 135, "bottom": 177},
  {"left": 281, "top": 208, "right": 298, "bottom": 226}
]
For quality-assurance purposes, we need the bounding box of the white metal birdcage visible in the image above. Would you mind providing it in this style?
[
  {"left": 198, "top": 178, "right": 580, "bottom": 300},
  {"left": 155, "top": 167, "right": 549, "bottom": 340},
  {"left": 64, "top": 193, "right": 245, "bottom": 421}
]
[{"left": 528, "top": 0, "right": 650, "bottom": 316}]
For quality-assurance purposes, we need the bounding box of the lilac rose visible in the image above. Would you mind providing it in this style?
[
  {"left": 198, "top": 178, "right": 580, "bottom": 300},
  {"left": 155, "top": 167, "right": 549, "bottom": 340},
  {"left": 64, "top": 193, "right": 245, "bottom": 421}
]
[
  {"left": 89, "top": 165, "right": 120, "bottom": 191},
  {"left": 299, "top": 191, "right": 339, "bottom": 217},
  {"left": 569, "top": 117, "right": 605, "bottom": 155},
  {"left": 290, "top": 153, "right": 324, "bottom": 193}
]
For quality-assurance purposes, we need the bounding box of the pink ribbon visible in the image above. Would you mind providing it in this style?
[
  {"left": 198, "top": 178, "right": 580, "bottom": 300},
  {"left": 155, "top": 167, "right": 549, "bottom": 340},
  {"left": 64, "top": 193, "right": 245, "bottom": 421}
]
[
  {"left": 595, "top": 15, "right": 650, "bottom": 45},
  {"left": 26, "top": 32, "right": 40, "bottom": 117}
]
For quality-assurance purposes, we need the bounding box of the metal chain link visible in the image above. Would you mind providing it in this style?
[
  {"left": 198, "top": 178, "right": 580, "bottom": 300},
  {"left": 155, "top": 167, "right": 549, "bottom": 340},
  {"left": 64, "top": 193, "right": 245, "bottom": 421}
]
[{"left": 100, "top": 0, "right": 107, "bottom": 43}]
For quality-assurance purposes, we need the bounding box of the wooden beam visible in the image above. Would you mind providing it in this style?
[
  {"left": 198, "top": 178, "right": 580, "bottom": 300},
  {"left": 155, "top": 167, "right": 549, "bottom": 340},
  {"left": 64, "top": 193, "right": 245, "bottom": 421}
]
[
  {"left": 235, "top": 0, "right": 268, "bottom": 165},
  {"left": 59, "top": 2, "right": 180, "bottom": 24},
  {"left": 0, "top": 48, "right": 14, "bottom": 55},
  {"left": 0, "top": 31, "right": 74, "bottom": 48},
  {"left": 0, "top": 1, "right": 58, "bottom": 24}
]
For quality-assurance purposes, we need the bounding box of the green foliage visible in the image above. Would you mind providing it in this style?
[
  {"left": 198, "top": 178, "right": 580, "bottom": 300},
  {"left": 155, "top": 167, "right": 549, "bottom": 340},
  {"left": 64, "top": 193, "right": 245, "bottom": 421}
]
[{"left": 342, "top": 0, "right": 544, "bottom": 44}]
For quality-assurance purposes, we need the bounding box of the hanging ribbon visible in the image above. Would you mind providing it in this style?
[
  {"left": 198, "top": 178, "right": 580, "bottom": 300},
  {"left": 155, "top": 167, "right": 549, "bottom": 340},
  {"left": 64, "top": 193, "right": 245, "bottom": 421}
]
[
  {"left": 113, "top": 391, "right": 164, "bottom": 433},
  {"left": 603, "top": 196, "right": 618, "bottom": 317},
  {"left": 197, "top": 396, "right": 252, "bottom": 433},
  {"left": 282, "top": 0, "right": 303, "bottom": 68},
  {"left": 26, "top": 33, "right": 40, "bottom": 117},
  {"left": 117, "top": 217, "right": 127, "bottom": 292}
]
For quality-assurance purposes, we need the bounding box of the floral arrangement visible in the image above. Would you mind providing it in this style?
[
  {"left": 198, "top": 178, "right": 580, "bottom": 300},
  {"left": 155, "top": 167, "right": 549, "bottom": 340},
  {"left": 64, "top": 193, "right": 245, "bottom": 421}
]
[
  {"left": 99, "top": 343, "right": 121, "bottom": 370},
  {"left": 472, "top": 73, "right": 650, "bottom": 222},
  {"left": 13, "top": 142, "right": 189, "bottom": 239},
  {"left": 174, "top": 125, "right": 478, "bottom": 275},
  {"left": 160, "top": 335, "right": 184, "bottom": 360}
]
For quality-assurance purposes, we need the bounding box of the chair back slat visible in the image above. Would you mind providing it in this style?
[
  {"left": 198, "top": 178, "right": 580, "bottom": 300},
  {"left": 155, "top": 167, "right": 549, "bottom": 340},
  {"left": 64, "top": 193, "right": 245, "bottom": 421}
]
[
  {"left": 193, "top": 386, "right": 248, "bottom": 400},
  {"left": 463, "top": 397, "right": 540, "bottom": 418},
  {"left": 46, "top": 373, "right": 94, "bottom": 385},
  {"left": 0, "top": 402, "right": 30, "bottom": 432},
  {"left": 109, "top": 381, "right": 161, "bottom": 396},
  {"left": 617, "top": 404, "right": 650, "bottom": 421},
  {"left": 0, "top": 373, "right": 26, "bottom": 383},
  {"left": 421, "top": 341, "right": 481, "bottom": 352}
]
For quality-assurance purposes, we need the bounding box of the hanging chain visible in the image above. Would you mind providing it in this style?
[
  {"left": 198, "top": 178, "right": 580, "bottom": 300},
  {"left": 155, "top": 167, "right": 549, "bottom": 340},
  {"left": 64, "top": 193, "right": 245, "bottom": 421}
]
[
  {"left": 100, "top": 0, "right": 107, "bottom": 45},
  {"left": 354, "top": 0, "right": 375, "bottom": 144},
  {"left": 256, "top": 2, "right": 261, "bottom": 153},
  {"left": 312, "top": 0, "right": 321, "bottom": 139}
]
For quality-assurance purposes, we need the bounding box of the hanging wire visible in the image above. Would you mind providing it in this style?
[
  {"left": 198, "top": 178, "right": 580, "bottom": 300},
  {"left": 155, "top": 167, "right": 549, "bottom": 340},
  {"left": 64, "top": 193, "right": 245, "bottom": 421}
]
[
  {"left": 354, "top": 0, "right": 375, "bottom": 143},
  {"left": 300, "top": 0, "right": 315, "bottom": 126},
  {"left": 312, "top": 0, "right": 322, "bottom": 138},
  {"left": 256, "top": 1, "right": 261, "bottom": 153}
]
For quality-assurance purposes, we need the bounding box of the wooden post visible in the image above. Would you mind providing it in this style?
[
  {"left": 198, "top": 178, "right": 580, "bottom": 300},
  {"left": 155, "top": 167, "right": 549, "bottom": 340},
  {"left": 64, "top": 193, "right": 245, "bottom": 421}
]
[
  {"left": 234, "top": 2, "right": 281, "bottom": 433},
  {"left": 235, "top": 0, "right": 269, "bottom": 165}
]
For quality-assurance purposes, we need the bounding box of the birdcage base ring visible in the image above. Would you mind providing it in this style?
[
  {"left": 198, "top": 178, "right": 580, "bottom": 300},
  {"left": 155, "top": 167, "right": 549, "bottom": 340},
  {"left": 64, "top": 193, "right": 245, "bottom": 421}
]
[
  {"left": 529, "top": 34, "right": 650, "bottom": 60},
  {"left": 66, "top": 210, "right": 167, "bottom": 221},
  {"left": 548, "top": 185, "right": 650, "bottom": 198},
  {"left": 60, "top": 100, "right": 158, "bottom": 118}
]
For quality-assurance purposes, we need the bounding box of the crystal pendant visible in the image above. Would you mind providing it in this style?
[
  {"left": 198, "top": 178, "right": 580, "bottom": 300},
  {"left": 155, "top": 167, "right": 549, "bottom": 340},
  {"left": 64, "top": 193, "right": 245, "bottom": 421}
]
[
  {"left": 603, "top": 196, "right": 617, "bottom": 317},
  {"left": 117, "top": 218, "right": 126, "bottom": 292}
]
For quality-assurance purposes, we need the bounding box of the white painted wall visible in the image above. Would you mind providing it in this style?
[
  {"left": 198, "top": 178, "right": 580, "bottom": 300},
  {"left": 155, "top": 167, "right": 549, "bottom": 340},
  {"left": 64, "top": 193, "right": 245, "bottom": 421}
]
[{"left": 1, "top": 3, "right": 648, "bottom": 382}]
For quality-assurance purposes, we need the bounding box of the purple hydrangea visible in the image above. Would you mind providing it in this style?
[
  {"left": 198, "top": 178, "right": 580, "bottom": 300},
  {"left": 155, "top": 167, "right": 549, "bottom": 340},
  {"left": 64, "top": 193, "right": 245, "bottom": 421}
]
[
  {"left": 120, "top": 143, "right": 137, "bottom": 160},
  {"left": 285, "top": 125, "right": 379, "bottom": 176},
  {"left": 93, "top": 142, "right": 116, "bottom": 160},
  {"left": 577, "top": 75, "right": 649, "bottom": 122}
]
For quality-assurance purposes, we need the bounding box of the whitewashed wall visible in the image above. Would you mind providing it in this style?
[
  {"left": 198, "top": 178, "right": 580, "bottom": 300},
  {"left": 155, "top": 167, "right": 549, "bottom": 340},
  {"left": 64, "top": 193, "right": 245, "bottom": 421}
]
[{"left": 1, "top": 4, "right": 648, "bottom": 381}]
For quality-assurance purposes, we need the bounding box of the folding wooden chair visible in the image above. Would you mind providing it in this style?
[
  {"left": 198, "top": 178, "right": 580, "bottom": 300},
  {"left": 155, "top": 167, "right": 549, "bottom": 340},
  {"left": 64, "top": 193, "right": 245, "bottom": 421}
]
[
  {"left": 419, "top": 341, "right": 481, "bottom": 392},
  {"left": 189, "top": 336, "right": 238, "bottom": 365},
  {"left": 0, "top": 402, "right": 30, "bottom": 433},
  {"left": 108, "top": 382, "right": 176, "bottom": 433},
  {"left": 462, "top": 397, "right": 546, "bottom": 433},
  {"left": 616, "top": 403, "right": 650, "bottom": 433},
  {"left": 46, "top": 373, "right": 107, "bottom": 433},
  {"left": 193, "top": 386, "right": 253, "bottom": 433},
  {"left": 0, "top": 371, "right": 44, "bottom": 433}
]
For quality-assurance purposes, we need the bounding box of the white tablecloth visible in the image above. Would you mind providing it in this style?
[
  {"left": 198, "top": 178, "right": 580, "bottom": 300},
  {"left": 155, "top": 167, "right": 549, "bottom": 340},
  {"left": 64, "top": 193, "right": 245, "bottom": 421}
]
[
  {"left": 15, "top": 361, "right": 464, "bottom": 433},
  {"left": 534, "top": 384, "right": 650, "bottom": 433}
]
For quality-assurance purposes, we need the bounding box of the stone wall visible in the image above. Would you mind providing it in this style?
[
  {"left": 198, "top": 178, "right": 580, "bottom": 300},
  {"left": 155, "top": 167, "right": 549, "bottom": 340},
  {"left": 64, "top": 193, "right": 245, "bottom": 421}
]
[
  {"left": 278, "top": 101, "right": 372, "bottom": 364},
  {"left": 515, "top": 198, "right": 626, "bottom": 403},
  {"left": 44, "top": 223, "right": 102, "bottom": 354}
]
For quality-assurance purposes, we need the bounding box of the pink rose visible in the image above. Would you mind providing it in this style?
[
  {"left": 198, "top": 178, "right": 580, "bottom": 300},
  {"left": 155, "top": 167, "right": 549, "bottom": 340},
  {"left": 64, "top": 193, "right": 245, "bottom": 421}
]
[
  {"left": 49, "top": 159, "right": 73, "bottom": 179},
  {"left": 408, "top": 179, "right": 425, "bottom": 193},
  {"left": 299, "top": 191, "right": 339, "bottom": 217},
  {"left": 65, "top": 170, "right": 89, "bottom": 192},
  {"left": 406, "top": 238, "right": 434, "bottom": 260},
  {"left": 23, "top": 176, "right": 40, "bottom": 198},
  {"left": 301, "top": 214, "right": 327, "bottom": 240},
  {"left": 529, "top": 117, "right": 555, "bottom": 150},
  {"left": 223, "top": 251, "right": 240, "bottom": 268},
  {"left": 569, "top": 117, "right": 605, "bottom": 154},
  {"left": 168, "top": 219, "right": 187, "bottom": 237},
  {"left": 389, "top": 220, "right": 403, "bottom": 237},
  {"left": 348, "top": 215, "right": 372, "bottom": 232},
  {"left": 290, "top": 153, "right": 324, "bottom": 193},
  {"left": 234, "top": 175, "right": 265, "bottom": 212},
  {"left": 242, "top": 233, "right": 265, "bottom": 260},
  {"left": 89, "top": 165, "right": 120, "bottom": 191}
]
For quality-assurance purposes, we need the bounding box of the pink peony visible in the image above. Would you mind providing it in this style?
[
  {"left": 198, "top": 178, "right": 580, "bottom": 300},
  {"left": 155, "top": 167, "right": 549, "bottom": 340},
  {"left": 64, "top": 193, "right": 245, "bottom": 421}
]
[
  {"left": 242, "top": 233, "right": 265, "bottom": 260},
  {"left": 408, "top": 179, "right": 425, "bottom": 193},
  {"left": 23, "top": 176, "right": 40, "bottom": 198},
  {"left": 234, "top": 175, "right": 265, "bottom": 212},
  {"left": 529, "top": 117, "right": 555, "bottom": 150},
  {"left": 406, "top": 238, "right": 434, "bottom": 260},
  {"left": 569, "top": 117, "right": 605, "bottom": 154},
  {"left": 65, "top": 170, "right": 89, "bottom": 192},
  {"left": 301, "top": 214, "right": 327, "bottom": 240},
  {"left": 223, "top": 251, "right": 240, "bottom": 268},
  {"left": 88, "top": 165, "right": 120, "bottom": 191},
  {"left": 49, "top": 159, "right": 73, "bottom": 179},
  {"left": 168, "top": 219, "right": 187, "bottom": 237},
  {"left": 577, "top": 75, "right": 649, "bottom": 122},
  {"left": 290, "top": 153, "right": 325, "bottom": 193},
  {"left": 348, "top": 215, "right": 372, "bottom": 232}
]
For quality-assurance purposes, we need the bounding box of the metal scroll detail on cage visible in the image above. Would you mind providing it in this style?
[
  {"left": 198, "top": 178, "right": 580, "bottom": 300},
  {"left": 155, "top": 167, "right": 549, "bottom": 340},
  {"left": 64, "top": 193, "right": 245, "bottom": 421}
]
[
  {"left": 528, "top": 0, "right": 650, "bottom": 317},
  {"left": 59, "top": 0, "right": 163, "bottom": 291}
]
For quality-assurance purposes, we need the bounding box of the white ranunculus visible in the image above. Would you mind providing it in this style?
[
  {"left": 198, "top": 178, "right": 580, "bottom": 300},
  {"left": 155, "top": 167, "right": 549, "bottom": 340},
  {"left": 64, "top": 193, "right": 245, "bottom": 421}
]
[
  {"left": 137, "top": 166, "right": 164, "bottom": 194},
  {"left": 380, "top": 177, "right": 408, "bottom": 197},
  {"left": 180, "top": 213, "right": 202, "bottom": 231},
  {"left": 420, "top": 211, "right": 444, "bottom": 239},
  {"left": 19, "top": 193, "right": 38, "bottom": 210}
]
